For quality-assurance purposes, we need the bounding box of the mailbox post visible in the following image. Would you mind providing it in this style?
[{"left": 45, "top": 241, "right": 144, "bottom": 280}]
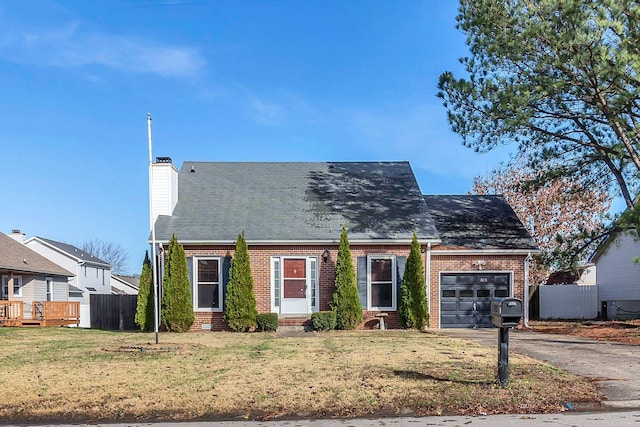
[{"left": 491, "top": 298, "right": 523, "bottom": 387}]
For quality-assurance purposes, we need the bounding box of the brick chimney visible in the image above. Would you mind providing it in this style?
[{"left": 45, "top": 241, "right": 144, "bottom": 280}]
[{"left": 151, "top": 157, "right": 179, "bottom": 225}]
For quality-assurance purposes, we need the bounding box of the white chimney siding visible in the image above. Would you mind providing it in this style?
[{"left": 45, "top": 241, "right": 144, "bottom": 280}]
[
  {"left": 10, "top": 229, "right": 25, "bottom": 243},
  {"left": 151, "top": 160, "right": 179, "bottom": 223}
]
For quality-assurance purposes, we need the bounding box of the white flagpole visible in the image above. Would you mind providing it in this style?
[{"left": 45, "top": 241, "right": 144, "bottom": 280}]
[{"left": 147, "top": 113, "right": 159, "bottom": 344}]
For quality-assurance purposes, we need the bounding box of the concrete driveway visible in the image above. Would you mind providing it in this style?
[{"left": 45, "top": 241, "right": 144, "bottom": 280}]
[{"left": 438, "top": 328, "right": 640, "bottom": 409}]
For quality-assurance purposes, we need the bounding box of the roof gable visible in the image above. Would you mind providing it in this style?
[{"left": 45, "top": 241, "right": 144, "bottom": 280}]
[
  {"left": 424, "top": 195, "right": 538, "bottom": 250},
  {"left": 155, "top": 161, "right": 439, "bottom": 243},
  {"left": 0, "top": 233, "right": 73, "bottom": 276},
  {"left": 32, "top": 237, "right": 111, "bottom": 267}
]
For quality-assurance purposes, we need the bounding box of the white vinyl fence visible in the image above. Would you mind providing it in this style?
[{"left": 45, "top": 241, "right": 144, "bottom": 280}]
[{"left": 539, "top": 284, "right": 598, "bottom": 320}]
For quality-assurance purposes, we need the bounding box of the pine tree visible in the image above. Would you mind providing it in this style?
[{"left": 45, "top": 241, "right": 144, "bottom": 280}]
[
  {"left": 161, "top": 234, "right": 194, "bottom": 332},
  {"left": 134, "top": 251, "right": 154, "bottom": 331},
  {"left": 331, "top": 227, "right": 363, "bottom": 330},
  {"left": 224, "top": 231, "right": 258, "bottom": 332},
  {"left": 401, "top": 232, "right": 428, "bottom": 330}
]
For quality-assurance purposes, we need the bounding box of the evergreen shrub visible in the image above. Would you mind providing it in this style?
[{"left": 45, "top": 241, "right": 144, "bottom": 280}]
[
  {"left": 311, "top": 311, "right": 337, "bottom": 331},
  {"left": 256, "top": 313, "right": 278, "bottom": 332},
  {"left": 330, "top": 227, "right": 363, "bottom": 330},
  {"left": 224, "top": 231, "right": 258, "bottom": 332}
]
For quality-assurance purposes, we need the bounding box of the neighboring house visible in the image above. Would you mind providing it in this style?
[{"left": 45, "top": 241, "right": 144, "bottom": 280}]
[
  {"left": 151, "top": 159, "right": 538, "bottom": 331},
  {"left": 111, "top": 275, "right": 139, "bottom": 295},
  {"left": 544, "top": 264, "right": 596, "bottom": 286},
  {"left": 591, "top": 229, "right": 640, "bottom": 319},
  {"left": 0, "top": 231, "right": 73, "bottom": 321},
  {"left": 24, "top": 236, "right": 112, "bottom": 327}
]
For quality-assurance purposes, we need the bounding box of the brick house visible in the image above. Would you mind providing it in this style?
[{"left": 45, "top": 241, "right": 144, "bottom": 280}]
[{"left": 151, "top": 159, "right": 538, "bottom": 331}]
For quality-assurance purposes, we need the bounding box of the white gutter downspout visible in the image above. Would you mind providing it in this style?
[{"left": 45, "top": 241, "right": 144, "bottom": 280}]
[
  {"left": 426, "top": 242, "right": 431, "bottom": 330},
  {"left": 524, "top": 252, "right": 532, "bottom": 328}
]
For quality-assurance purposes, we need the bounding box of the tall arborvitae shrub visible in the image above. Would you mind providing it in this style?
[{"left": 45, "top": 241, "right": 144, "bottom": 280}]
[
  {"left": 134, "top": 251, "right": 154, "bottom": 331},
  {"left": 399, "top": 272, "right": 415, "bottom": 329},
  {"left": 161, "top": 234, "right": 194, "bottom": 332},
  {"left": 224, "top": 231, "right": 258, "bottom": 332},
  {"left": 331, "top": 227, "right": 363, "bottom": 330},
  {"left": 401, "top": 232, "right": 428, "bottom": 329}
]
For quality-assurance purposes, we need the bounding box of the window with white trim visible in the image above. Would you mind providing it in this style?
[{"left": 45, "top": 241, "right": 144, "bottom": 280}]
[
  {"left": 368, "top": 255, "right": 396, "bottom": 310},
  {"left": 1, "top": 275, "right": 23, "bottom": 298},
  {"left": 193, "top": 257, "right": 222, "bottom": 311},
  {"left": 46, "top": 277, "right": 53, "bottom": 301}
]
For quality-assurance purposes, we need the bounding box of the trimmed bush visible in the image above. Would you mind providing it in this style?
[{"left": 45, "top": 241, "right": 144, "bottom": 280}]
[
  {"left": 311, "top": 311, "right": 337, "bottom": 331},
  {"left": 135, "top": 251, "right": 154, "bottom": 332},
  {"left": 161, "top": 234, "right": 194, "bottom": 332},
  {"left": 330, "top": 227, "right": 363, "bottom": 329},
  {"left": 400, "top": 232, "right": 429, "bottom": 329},
  {"left": 224, "top": 231, "right": 258, "bottom": 332},
  {"left": 256, "top": 313, "right": 278, "bottom": 332}
]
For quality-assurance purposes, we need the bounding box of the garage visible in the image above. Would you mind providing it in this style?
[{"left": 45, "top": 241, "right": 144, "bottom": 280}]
[{"left": 440, "top": 273, "right": 511, "bottom": 328}]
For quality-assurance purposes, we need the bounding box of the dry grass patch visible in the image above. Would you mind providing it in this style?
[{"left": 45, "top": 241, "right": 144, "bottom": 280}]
[{"left": 0, "top": 328, "right": 600, "bottom": 423}]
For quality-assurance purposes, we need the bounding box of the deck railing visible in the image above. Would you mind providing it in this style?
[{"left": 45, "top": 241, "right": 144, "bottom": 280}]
[
  {"left": 0, "top": 301, "right": 24, "bottom": 326},
  {"left": 0, "top": 301, "right": 80, "bottom": 327},
  {"left": 31, "top": 302, "right": 80, "bottom": 326}
]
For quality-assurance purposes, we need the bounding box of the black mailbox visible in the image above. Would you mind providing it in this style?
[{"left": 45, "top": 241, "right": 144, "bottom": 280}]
[{"left": 491, "top": 298, "right": 522, "bottom": 328}]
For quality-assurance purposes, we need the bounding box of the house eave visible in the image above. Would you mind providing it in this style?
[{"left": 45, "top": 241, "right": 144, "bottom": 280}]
[
  {"left": 431, "top": 248, "right": 541, "bottom": 255},
  {"left": 150, "top": 238, "right": 442, "bottom": 246},
  {"left": 25, "top": 237, "right": 112, "bottom": 268}
]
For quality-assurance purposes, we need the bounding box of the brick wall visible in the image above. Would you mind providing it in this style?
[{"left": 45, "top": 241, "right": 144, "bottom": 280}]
[{"left": 176, "top": 244, "right": 527, "bottom": 331}]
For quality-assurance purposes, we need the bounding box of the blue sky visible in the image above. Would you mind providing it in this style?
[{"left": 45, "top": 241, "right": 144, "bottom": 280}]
[{"left": 0, "top": 0, "right": 514, "bottom": 274}]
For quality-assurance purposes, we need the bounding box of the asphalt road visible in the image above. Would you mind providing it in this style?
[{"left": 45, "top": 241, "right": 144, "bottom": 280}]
[
  {"left": 8, "top": 411, "right": 640, "bottom": 427},
  {"left": 438, "top": 328, "right": 640, "bottom": 409}
]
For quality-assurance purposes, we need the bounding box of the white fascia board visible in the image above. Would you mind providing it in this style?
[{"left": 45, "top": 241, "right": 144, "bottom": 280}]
[{"left": 430, "top": 248, "right": 541, "bottom": 255}]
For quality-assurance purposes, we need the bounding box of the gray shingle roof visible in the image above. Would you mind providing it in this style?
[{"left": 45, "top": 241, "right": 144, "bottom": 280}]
[
  {"left": 155, "top": 161, "right": 440, "bottom": 243},
  {"left": 36, "top": 237, "right": 111, "bottom": 267},
  {"left": 0, "top": 233, "right": 73, "bottom": 276},
  {"left": 423, "top": 195, "right": 538, "bottom": 250}
]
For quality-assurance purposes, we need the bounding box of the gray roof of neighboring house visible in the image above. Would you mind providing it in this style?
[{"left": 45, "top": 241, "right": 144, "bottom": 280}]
[
  {"left": 423, "top": 195, "right": 539, "bottom": 250},
  {"left": 35, "top": 237, "right": 111, "bottom": 267},
  {"left": 0, "top": 233, "right": 73, "bottom": 276},
  {"left": 154, "top": 161, "right": 440, "bottom": 243},
  {"left": 113, "top": 275, "right": 140, "bottom": 290}
]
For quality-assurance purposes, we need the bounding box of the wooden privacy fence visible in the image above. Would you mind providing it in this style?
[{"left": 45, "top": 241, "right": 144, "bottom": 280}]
[{"left": 90, "top": 294, "right": 138, "bottom": 330}]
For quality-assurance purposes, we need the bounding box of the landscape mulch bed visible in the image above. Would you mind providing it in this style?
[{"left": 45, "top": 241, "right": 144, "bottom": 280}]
[{"left": 530, "top": 320, "right": 640, "bottom": 345}]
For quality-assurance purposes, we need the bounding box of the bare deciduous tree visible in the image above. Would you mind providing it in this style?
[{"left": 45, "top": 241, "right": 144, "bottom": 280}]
[
  {"left": 82, "top": 238, "right": 129, "bottom": 275},
  {"left": 472, "top": 157, "right": 610, "bottom": 284}
]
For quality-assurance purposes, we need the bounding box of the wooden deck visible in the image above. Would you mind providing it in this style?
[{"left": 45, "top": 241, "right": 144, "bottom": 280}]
[{"left": 0, "top": 301, "right": 80, "bottom": 327}]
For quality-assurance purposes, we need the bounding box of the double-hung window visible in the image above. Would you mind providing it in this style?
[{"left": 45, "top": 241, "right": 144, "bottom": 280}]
[
  {"left": 1, "top": 275, "right": 22, "bottom": 299},
  {"left": 368, "top": 256, "right": 396, "bottom": 310},
  {"left": 194, "top": 257, "right": 222, "bottom": 311},
  {"left": 46, "top": 277, "right": 53, "bottom": 301}
]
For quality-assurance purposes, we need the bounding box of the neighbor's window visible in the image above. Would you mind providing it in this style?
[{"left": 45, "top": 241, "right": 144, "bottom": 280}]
[
  {"left": 368, "top": 256, "right": 396, "bottom": 310},
  {"left": 46, "top": 277, "right": 53, "bottom": 301},
  {"left": 195, "top": 258, "right": 222, "bottom": 311},
  {"left": 1, "top": 275, "right": 22, "bottom": 298}
]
